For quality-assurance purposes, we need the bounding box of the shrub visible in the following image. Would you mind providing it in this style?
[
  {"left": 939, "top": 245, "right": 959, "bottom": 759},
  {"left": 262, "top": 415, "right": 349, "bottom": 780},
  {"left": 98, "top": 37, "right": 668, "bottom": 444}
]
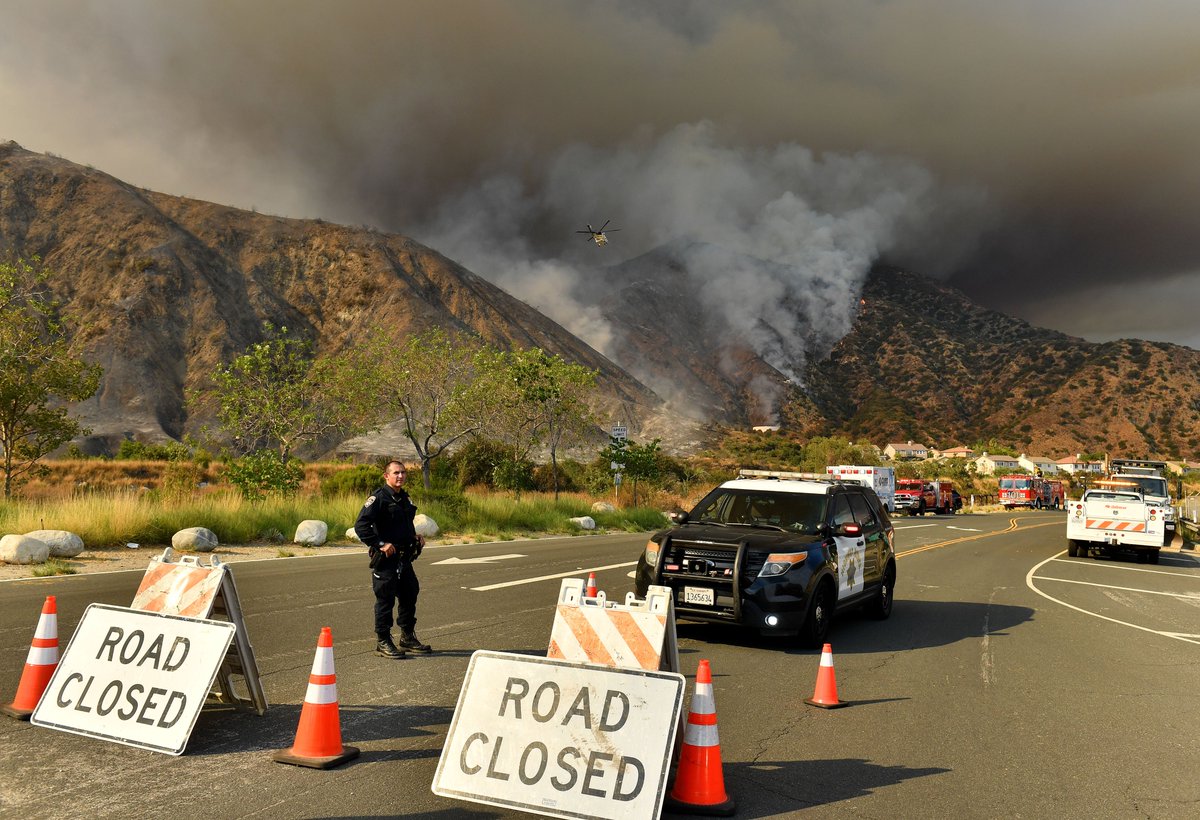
[
  {"left": 115, "top": 439, "right": 192, "bottom": 461},
  {"left": 450, "top": 438, "right": 508, "bottom": 488},
  {"left": 320, "top": 463, "right": 383, "bottom": 497},
  {"left": 225, "top": 451, "right": 305, "bottom": 501}
]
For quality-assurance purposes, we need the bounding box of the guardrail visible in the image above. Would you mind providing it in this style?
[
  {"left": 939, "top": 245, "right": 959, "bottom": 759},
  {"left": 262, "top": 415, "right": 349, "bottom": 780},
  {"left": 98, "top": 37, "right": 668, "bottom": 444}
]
[{"left": 1178, "top": 494, "right": 1200, "bottom": 524}]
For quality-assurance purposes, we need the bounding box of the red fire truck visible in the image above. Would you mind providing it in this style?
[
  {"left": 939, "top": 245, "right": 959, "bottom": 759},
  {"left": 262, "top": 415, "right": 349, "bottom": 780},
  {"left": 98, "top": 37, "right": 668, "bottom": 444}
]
[
  {"left": 895, "top": 478, "right": 957, "bottom": 515},
  {"left": 999, "top": 475, "right": 1064, "bottom": 510}
]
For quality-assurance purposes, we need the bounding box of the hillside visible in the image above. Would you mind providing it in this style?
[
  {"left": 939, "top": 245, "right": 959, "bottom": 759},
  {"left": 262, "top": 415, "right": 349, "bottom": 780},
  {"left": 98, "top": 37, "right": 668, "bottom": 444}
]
[
  {"left": 2, "top": 141, "right": 1199, "bottom": 462},
  {"left": 796, "top": 268, "right": 1200, "bottom": 458},
  {"left": 0, "top": 141, "right": 667, "bottom": 455}
]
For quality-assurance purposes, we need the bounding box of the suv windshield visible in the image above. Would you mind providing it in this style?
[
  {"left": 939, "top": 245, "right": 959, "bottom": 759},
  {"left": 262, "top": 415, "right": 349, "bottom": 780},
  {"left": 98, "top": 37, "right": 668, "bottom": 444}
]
[{"left": 692, "top": 489, "right": 827, "bottom": 534}]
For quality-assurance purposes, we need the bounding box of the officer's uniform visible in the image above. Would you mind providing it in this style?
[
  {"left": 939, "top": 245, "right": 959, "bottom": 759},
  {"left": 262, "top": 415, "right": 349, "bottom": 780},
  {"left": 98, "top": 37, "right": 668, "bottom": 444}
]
[{"left": 354, "top": 484, "right": 431, "bottom": 656}]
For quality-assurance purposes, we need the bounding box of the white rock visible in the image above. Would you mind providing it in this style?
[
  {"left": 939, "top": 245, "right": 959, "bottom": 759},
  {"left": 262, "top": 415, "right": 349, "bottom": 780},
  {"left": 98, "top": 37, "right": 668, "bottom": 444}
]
[
  {"left": 414, "top": 514, "right": 439, "bottom": 538},
  {"left": 294, "top": 519, "right": 328, "bottom": 546},
  {"left": 345, "top": 527, "right": 362, "bottom": 542},
  {"left": 0, "top": 534, "right": 50, "bottom": 564},
  {"left": 569, "top": 516, "right": 596, "bottom": 530},
  {"left": 172, "top": 526, "right": 219, "bottom": 553},
  {"left": 590, "top": 501, "right": 616, "bottom": 513},
  {"left": 24, "top": 529, "right": 85, "bottom": 558}
]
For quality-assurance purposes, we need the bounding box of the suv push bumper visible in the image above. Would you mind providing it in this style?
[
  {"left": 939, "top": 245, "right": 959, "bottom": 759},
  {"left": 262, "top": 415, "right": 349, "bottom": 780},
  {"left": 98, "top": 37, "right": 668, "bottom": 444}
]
[{"left": 666, "top": 577, "right": 813, "bottom": 636}]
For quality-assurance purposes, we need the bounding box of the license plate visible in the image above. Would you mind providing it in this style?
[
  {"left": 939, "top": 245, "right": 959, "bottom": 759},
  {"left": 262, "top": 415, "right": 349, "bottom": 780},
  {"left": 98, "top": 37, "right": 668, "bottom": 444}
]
[{"left": 683, "top": 586, "right": 714, "bottom": 606}]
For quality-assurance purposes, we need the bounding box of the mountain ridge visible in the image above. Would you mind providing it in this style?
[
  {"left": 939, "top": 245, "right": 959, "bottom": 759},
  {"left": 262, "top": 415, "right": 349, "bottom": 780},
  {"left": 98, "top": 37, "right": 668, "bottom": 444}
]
[{"left": 3, "top": 141, "right": 1198, "bottom": 461}]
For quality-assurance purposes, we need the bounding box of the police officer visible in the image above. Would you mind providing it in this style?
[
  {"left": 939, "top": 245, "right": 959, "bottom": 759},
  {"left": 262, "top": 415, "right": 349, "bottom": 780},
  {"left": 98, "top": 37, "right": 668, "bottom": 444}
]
[{"left": 354, "top": 460, "right": 431, "bottom": 659}]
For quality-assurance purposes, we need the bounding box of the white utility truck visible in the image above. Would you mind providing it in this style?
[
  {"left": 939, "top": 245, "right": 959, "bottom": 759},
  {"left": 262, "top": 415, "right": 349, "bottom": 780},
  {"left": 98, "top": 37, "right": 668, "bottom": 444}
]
[
  {"left": 826, "top": 465, "right": 896, "bottom": 512},
  {"left": 1066, "top": 486, "right": 1165, "bottom": 564},
  {"left": 1107, "top": 459, "right": 1175, "bottom": 546}
]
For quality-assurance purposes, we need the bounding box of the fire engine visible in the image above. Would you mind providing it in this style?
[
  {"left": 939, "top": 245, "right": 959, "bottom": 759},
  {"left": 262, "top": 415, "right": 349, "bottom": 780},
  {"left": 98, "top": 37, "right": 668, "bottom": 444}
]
[
  {"left": 895, "top": 478, "right": 957, "bottom": 515},
  {"left": 999, "top": 475, "right": 1063, "bottom": 510}
]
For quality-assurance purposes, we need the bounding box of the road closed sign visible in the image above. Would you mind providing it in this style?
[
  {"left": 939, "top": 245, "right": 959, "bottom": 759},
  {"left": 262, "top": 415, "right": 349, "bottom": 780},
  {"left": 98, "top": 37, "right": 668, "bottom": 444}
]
[
  {"left": 31, "top": 604, "right": 235, "bottom": 755},
  {"left": 434, "top": 651, "right": 684, "bottom": 820}
]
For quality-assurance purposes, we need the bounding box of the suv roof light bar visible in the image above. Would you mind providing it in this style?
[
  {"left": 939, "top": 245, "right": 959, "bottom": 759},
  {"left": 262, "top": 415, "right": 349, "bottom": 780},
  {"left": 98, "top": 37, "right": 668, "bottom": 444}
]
[{"left": 736, "top": 468, "right": 843, "bottom": 483}]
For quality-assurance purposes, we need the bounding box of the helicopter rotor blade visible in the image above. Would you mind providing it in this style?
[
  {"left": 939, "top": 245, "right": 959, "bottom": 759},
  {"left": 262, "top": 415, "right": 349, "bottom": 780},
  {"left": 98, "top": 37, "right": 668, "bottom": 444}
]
[{"left": 599, "top": 220, "right": 610, "bottom": 231}]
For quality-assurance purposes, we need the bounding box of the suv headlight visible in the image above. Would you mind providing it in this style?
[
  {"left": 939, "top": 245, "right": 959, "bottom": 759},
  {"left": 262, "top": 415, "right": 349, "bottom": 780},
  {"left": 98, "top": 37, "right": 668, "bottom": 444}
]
[{"left": 758, "top": 551, "right": 808, "bottom": 577}]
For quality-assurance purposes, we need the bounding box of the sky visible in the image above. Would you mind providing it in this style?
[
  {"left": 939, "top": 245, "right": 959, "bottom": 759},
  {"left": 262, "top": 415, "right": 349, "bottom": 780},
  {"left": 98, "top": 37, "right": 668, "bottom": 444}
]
[{"left": 3, "top": 0, "right": 1200, "bottom": 359}]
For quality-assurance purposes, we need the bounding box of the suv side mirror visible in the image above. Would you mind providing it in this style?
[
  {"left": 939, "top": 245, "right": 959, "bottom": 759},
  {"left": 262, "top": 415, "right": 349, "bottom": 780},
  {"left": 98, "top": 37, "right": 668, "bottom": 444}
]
[{"left": 668, "top": 510, "right": 689, "bottom": 525}]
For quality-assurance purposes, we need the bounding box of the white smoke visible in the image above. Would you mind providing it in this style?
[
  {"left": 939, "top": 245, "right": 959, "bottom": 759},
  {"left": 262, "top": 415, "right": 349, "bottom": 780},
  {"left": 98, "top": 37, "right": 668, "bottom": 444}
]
[{"left": 417, "top": 122, "right": 993, "bottom": 392}]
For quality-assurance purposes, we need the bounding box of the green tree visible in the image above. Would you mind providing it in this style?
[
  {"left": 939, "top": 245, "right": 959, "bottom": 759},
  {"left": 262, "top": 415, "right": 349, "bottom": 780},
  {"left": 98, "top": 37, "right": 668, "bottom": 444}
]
[
  {"left": 369, "top": 328, "right": 502, "bottom": 490},
  {"left": 0, "top": 259, "right": 102, "bottom": 498},
  {"left": 600, "top": 436, "right": 662, "bottom": 506},
  {"left": 200, "top": 322, "right": 373, "bottom": 460},
  {"left": 498, "top": 347, "right": 598, "bottom": 499}
]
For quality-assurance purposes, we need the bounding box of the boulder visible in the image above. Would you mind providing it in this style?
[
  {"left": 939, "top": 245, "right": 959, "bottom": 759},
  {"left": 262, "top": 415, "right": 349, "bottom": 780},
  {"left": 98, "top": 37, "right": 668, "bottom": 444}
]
[
  {"left": 414, "top": 514, "right": 439, "bottom": 538},
  {"left": 345, "top": 527, "right": 362, "bottom": 542},
  {"left": 569, "top": 516, "right": 596, "bottom": 530},
  {"left": 294, "top": 520, "right": 328, "bottom": 546},
  {"left": 172, "top": 527, "right": 219, "bottom": 553},
  {"left": 590, "top": 501, "right": 616, "bottom": 513},
  {"left": 1, "top": 534, "right": 50, "bottom": 564},
  {"left": 24, "top": 529, "right": 85, "bottom": 558}
]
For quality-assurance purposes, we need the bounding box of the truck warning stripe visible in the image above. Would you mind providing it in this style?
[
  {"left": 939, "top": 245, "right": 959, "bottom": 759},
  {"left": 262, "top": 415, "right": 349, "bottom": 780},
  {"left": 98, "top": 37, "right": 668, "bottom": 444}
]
[{"left": 1086, "top": 519, "right": 1146, "bottom": 532}]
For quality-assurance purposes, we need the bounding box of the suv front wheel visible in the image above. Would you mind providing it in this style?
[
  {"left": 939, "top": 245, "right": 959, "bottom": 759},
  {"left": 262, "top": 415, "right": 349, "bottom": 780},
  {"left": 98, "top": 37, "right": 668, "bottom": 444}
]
[
  {"left": 866, "top": 564, "right": 895, "bottom": 620},
  {"left": 800, "top": 579, "right": 836, "bottom": 648}
]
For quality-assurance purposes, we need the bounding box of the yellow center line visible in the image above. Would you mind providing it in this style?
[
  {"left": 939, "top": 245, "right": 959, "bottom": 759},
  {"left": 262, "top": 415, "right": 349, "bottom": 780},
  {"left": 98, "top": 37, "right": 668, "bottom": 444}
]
[{"left": 896, "top": 518, "right": 1061, "bottom": 558}]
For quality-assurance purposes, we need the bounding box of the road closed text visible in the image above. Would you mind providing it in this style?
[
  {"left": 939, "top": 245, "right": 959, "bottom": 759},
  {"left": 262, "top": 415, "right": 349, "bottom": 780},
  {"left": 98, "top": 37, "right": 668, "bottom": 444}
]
[
  {"left": 457, "top": 677, "right": 643, "bottom": 799},
  {"left": 434, "top": 651, "right": 684, "bottom": 820},
  {"left": 52, "top": 626, "right": 193, "bottom": 728}
]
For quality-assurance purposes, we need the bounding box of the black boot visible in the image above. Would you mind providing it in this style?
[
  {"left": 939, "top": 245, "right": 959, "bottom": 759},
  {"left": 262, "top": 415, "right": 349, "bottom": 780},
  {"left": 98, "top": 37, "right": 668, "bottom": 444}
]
[
  {"left": 398, "top": 629, "right": 432, "bottom": 653},
  {"left": 375, "top": 636, "right": 406, "bottom": 659}
]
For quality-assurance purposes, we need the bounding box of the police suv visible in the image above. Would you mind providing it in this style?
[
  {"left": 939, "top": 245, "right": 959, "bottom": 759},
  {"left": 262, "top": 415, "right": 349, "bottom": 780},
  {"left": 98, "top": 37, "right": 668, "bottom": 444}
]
[{"left": 634, "top": 469, "right": 897, "bottom": 647}]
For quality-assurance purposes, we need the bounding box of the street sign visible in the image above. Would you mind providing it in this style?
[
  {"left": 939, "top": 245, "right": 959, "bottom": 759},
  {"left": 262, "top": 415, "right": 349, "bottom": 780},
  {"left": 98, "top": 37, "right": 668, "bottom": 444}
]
[
  {"left": 433, "top": 651, "right": 684, "bottom": 820},
  {"left": 610, "top": 425, "right": 627, "bottom": 441},
  {"left": 32, "top": 604, "right": 235, "bottom": 755}
]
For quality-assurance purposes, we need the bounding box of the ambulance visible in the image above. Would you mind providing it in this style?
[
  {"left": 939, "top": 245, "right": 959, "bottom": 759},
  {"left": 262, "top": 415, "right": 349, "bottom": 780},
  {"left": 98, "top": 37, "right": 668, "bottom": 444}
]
[{"left": 826, "top": 465, "right": 896, "bottom": 512}]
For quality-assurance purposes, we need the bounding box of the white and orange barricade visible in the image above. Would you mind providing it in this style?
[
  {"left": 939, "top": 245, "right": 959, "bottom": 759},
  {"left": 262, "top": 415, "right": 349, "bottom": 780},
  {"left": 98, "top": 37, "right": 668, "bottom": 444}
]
[
  {"left": 547, "top": 578, "right": 680, "bottom": 673},
  {"left": 131, "top": 548, "right": 267, "bottom": 714}
]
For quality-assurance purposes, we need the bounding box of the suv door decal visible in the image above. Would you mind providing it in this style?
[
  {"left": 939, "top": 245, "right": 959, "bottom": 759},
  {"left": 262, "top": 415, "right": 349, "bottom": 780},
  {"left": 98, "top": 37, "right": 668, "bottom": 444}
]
[{"left": 830, "top": 494, "right": 866, "bottom": 600}]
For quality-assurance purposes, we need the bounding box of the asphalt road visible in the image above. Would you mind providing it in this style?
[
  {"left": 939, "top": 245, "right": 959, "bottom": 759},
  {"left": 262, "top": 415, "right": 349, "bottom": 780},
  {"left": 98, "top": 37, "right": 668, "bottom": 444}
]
[{"left": 2, "top": 511, "right": 1198, "bottom": 819}]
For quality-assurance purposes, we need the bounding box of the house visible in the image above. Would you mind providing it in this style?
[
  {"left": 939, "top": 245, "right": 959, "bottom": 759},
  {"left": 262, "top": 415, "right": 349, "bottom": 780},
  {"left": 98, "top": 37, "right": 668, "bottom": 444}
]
[
  {"left": 935, "top": 446, "right": 977, "bottom": 460},
  {"left": 884, "top": 441, "right": 928, "bottom": 461},
  {"left": 1018, "top": 454, "right": 1059, "bottom": 475},
  {"left": 1055, "top": 454, "right": 1106, "bottom": 475},
  {"left": 973, "top": 452, "right": 1021, "bottom": 475}
]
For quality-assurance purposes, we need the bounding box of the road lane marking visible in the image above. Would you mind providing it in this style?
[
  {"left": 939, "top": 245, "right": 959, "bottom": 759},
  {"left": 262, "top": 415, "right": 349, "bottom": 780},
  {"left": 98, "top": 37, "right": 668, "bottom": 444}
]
[
  {"left": 432, "top": 554, "right": 526, "bottom": 565},
  {"left": 897, "top": 518, "right": 1058, "bottom": 558},
  {"left": 947, "top": 526, "right": 983, "bottom": 532},
  {"left": 1032, "top": 576, "right": 1200, "bottom": 600},
  {"left": 470, "top": 561, "right": 638, "bottom": 591},
  {"left": 1026, "top": 552, "right": 1200, "bottom": 645},
  {"left": 894, "top": 524, "right": 938, "bottom": 530},
  {"left": 1048, "top": 558, "right": 1200, "bottom": 579}
]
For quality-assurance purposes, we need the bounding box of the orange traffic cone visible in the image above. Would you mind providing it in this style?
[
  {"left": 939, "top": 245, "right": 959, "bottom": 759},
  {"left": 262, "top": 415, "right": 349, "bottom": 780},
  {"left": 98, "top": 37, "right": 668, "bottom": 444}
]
[
  {"left": 273, "top": 627, "right": 360, "bottom": 768},
  {"left": 664, "top": 659, "right": 736, "bottom": 816},
  {"left": 585, "top": 572, "right": 599, "bottom": 597},
  {"left": 804, "top": 642, "right": 849, "bottom": 709},
  {"left": 2, "top": 596, "right": 59, "bottom": 721}
]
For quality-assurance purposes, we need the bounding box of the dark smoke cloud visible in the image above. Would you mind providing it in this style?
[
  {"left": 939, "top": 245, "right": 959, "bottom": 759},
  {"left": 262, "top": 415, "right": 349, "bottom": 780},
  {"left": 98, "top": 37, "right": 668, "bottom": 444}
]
[{"left": 3, "top": 1, "right": 1200, "bottom": 350}]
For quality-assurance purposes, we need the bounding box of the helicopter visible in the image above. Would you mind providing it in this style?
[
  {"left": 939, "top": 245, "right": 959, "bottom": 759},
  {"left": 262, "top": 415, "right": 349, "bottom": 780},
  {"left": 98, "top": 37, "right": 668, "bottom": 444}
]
[{"left": 576, "top": 220, "right": 620, "bottom": 246}]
